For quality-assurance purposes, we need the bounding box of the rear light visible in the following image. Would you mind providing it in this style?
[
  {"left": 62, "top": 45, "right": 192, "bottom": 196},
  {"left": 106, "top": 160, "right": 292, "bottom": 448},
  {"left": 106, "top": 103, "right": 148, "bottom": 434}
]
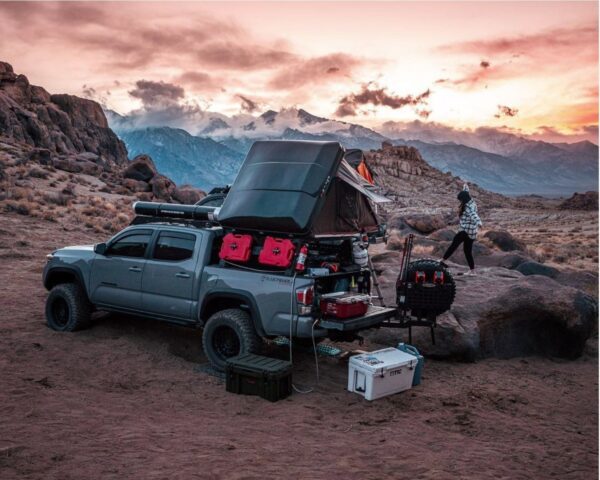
[
  {"left": 415, "top": 271, "right": 426, "bottom": 283},
  {"left": 296, "top": 286, "right": 314, "bottom": 315},
  {"left": 433, "top": 271, "right": 445, "bottom": 284},
  {"left": 296, "top": 286, "right": 314, "bottom": 305}
]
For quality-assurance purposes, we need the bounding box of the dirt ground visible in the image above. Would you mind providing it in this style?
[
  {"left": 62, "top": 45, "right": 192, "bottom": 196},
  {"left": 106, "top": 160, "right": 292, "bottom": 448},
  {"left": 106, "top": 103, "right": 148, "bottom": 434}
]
[{"left": 0, "top": 212, "right": 597, "bottom": 479}]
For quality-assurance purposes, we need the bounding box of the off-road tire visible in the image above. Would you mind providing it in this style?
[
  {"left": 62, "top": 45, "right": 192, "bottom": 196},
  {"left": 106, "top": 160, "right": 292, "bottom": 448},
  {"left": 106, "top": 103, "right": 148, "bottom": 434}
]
[
  {"left": 45, "top": 283, "right": 92, "bottom": 332},
  {"left": 202, "top": 308, "right": 261, "bottom": 371},
  {"left": 398, "top": 258, "right": 456, "bottom": 317}
]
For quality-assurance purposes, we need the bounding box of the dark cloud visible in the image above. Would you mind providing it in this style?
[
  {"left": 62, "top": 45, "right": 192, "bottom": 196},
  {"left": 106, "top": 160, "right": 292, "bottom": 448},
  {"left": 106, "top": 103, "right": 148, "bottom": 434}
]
[
  {"left": 237, "top": 94, "right": 259, "bottom": 113},
  {"left": 335, "top": 85, "right": 430, "bottom": 117},
  {"left": 416, "top": 109, "right": 432, "bottom": 119},
  {"left": 195, "top": 42, "right": 296, "bottom": 70},
  {"left": 494, "top": 105, "right": 519, "bottom": 118},
  {"left": 268, "top": 53, "right": 362, "bottom": 89},
  {"left": 129, "top": 80, "right": 185, "bottom": 108}
]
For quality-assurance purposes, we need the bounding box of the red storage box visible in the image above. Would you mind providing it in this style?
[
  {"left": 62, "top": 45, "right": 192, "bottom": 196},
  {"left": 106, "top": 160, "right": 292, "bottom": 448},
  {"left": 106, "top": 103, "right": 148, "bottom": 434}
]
[
  {"left": 258, "top": 237, "right": 296, "bottom": 268},
  {"left": 319, "top": 292, "right": 370, "bottom": 319},
  {"left": 219, "top": 233, "right": 253, "bottom": 263}
]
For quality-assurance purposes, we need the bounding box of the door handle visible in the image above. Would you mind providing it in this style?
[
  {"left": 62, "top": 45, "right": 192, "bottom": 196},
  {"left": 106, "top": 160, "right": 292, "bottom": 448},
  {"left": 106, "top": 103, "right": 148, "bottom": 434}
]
[
  {"left": 175, "top": 272, "right": 191, "bottom": 279},
  {"left": 128, "top": 266, "right": 142, "bottom": 273}
]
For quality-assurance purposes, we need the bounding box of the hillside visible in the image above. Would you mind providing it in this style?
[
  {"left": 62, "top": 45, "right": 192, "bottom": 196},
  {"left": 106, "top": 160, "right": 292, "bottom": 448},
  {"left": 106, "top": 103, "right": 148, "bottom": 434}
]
[{"left": 0, "top": 61, "right": 204, "bottom": 234}]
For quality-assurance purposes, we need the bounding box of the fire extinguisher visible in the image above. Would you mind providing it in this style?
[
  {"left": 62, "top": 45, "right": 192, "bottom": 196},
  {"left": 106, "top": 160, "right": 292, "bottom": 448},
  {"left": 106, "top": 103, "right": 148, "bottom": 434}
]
[{"left": 295, "top": 244, "right": 308, "bottom": 272}]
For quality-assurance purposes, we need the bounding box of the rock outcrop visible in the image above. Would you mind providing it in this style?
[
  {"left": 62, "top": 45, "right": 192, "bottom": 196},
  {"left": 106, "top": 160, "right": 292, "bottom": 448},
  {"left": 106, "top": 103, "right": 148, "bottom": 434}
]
[
  {"left": 369, "top": 259, "right": 597, "bottom": 360},
  {"left": 0, "top": 62, "right": 127, "bottom": 167},
  {"left": 559, "top": 191, "right": 599, "bottom": 211},
  {"left": 0, "top": 61, "right": 205, "bottom": 206}
]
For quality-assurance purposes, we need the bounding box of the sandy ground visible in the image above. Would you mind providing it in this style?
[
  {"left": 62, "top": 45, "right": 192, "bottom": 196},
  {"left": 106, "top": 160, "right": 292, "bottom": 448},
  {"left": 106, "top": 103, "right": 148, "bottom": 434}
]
[{"left": 0, "top": 212, "right": 597, "bottom": 479}]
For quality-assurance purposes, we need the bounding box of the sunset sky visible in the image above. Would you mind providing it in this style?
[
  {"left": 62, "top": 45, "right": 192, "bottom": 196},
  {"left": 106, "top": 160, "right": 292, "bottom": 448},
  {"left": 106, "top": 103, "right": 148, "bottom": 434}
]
[{"left": 0, "top": 1, "right": 597, "bottom": 143}]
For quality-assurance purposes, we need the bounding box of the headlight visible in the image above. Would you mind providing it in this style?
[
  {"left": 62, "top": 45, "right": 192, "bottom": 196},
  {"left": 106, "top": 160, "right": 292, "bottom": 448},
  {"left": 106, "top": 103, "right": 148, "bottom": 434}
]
[{"left": 46, "top": 254, "right": 54, "bottom": 261}]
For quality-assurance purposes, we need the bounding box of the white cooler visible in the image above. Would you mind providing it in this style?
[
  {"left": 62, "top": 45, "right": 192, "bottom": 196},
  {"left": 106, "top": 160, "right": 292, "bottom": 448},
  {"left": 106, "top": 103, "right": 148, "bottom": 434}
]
[{"left": 348, "top": 347, "right": 418, "bottom": 401}]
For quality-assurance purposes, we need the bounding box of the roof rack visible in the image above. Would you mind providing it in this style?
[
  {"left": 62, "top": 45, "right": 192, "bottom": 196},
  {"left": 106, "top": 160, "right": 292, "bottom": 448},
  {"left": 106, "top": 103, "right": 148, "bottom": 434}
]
[{"left": 130, "top": 215, "right": 219, "bottom": 229}]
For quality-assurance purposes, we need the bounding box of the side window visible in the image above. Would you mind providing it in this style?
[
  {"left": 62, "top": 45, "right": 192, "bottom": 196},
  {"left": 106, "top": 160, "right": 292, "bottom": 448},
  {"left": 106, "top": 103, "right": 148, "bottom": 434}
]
[
  {"left": 106, "top": 233, "right": 151, "bottom": 258},
  {"left": 153, "top": 232, "right": 196, "bottom": 261}
]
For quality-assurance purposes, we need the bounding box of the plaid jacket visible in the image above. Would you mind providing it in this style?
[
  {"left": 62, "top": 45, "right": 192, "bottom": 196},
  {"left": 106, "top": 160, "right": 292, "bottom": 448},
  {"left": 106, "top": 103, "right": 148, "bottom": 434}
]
[{"left": 459, "top": 199, "right": 482, "bottom": 239}]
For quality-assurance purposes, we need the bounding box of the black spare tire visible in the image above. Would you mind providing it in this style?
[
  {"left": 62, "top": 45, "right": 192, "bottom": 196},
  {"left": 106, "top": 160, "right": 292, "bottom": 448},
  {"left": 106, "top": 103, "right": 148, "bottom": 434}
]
[
  {"left": 396, "top": 258, "right": 456, "bottom": 318},
  {"left": 202, "top": 308, "right": 261, "bottom": 371}
]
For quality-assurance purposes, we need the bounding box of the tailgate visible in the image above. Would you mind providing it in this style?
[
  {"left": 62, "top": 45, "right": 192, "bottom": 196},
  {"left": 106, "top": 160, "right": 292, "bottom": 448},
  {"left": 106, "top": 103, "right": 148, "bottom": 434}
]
[{"left": 318, "top": 305, "right": 397, "bottom": 331}]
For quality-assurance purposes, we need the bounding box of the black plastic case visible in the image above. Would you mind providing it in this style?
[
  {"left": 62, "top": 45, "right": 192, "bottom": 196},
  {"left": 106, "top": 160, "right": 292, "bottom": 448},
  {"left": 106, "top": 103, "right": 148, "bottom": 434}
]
[{"left": 225, "top": 354, "right": 293, "bottom": 402}]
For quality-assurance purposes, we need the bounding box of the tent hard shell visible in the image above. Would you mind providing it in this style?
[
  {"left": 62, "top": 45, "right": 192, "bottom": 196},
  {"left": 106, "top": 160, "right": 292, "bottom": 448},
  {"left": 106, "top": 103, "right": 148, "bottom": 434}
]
[{"left": 217, "top": 140, "right": 387, "bottom": 237}]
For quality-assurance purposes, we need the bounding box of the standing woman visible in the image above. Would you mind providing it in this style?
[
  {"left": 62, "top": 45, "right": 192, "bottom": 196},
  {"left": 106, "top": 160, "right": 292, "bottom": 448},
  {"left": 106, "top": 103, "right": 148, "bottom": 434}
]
[{"left": 441, "top": 184, "right": 482, "bottom": 274}]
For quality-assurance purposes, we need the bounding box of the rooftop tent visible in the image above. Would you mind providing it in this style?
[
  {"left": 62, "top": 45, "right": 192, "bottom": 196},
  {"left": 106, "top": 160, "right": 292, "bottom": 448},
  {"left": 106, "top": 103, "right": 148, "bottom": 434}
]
[{"left": 217, "top": 140, "right": 382, "bottom": 236}]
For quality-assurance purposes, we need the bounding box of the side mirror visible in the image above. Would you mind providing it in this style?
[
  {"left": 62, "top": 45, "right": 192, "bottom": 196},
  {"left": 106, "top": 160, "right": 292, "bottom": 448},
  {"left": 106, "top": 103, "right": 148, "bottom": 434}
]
[{"left": 94, "top": 242, "right": 107, "bottom": 255}]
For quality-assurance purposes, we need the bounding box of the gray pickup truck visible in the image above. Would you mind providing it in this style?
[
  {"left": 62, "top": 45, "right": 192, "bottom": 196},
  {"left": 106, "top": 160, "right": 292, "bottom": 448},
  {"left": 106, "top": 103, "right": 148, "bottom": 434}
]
[
  {"left": 43, "top": 141, "right": 404, "bottom": 370},
  {"left": 43, "top": 222, "right": 397, "bottom": 370}
]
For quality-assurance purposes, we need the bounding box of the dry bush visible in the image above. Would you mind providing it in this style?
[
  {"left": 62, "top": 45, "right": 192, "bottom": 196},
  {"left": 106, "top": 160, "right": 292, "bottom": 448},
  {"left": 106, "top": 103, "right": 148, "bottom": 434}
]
[
  {"left": 43, "top": 192, "right": 70, "bottom": 206},
  {"left": 10, "top": 187, "right": 34, "bottom": 202},
  {"left": 3, "top": 200, "right": 35, "bottom": 216},
  {"left": 42, "top": 211, "right": 57, "bottom": 222},
  {"left": 27, "top": 166, "right": 49, "bottom": 179}
]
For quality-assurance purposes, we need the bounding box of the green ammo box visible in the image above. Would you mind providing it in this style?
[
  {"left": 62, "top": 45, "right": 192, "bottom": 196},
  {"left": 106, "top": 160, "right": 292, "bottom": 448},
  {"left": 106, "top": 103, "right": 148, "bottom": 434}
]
[{"left": 225, "top": 354, "right": 293, "bottom": 402}]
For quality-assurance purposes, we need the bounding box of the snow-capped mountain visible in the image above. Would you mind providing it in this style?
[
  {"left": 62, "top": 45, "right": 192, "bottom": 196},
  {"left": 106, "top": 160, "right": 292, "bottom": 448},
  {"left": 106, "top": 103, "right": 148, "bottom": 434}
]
[{"left": 107, "top": 107, "right": 598, "bottom": 195}]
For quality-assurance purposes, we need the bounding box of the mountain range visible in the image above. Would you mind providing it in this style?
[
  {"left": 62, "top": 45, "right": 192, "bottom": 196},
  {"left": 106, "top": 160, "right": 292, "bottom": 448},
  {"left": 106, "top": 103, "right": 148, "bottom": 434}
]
[{"left": 107, "top": 107, "right": 598, "bottom": 195}]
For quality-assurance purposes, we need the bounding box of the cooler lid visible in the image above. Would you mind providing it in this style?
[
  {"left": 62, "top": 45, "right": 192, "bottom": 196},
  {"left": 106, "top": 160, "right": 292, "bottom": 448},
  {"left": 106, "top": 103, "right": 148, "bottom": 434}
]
[
  {"left": 349, "top": 347, "right": 417, "bottom": 373},
  {"left": 217, "top": 140, "right": 344, "bottom": 235}
]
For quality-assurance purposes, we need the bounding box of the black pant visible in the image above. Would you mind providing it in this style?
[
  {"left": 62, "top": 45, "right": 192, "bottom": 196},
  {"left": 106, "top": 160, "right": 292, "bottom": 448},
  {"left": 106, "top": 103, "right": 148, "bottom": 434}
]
[{"left": 443, "top": 231, "right": 475, "bottom": 269}]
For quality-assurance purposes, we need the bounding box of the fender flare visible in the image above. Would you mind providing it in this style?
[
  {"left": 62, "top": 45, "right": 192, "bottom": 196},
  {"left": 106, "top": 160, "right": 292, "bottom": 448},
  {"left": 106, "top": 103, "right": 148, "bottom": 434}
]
[
  {"left": 44, "top": 266, "right": 87, "bottom": 294},
  {"left": 200, "top": 290, "right": 265, "bottom": 337}
]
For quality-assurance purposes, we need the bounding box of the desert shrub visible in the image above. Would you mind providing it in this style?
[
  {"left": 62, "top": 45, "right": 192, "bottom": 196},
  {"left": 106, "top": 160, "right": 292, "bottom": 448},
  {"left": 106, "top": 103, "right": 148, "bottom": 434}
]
[
  {"left": 42, "top": 211, "right": 57, "bottom": 222},
  {"left": 43, "top": 192, "right": 70, "bottom": 206},
  {"left": 62, "top": 183, "right": 76, "bottom": 196},
  {"left": 11, "top": 187, "right": 34, "bottom": 202},
  {"left": 27, "top": 166, "right": 49, "bottom": 179},
  {"left": 3, "top": 200, "right": 35, "bottom": 215}
]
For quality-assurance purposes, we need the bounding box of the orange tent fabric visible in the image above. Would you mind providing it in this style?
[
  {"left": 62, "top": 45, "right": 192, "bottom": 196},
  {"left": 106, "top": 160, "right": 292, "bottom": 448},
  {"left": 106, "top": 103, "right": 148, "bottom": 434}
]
[{"left": 357, "top": 160, "right": 374, "bottom": 184}]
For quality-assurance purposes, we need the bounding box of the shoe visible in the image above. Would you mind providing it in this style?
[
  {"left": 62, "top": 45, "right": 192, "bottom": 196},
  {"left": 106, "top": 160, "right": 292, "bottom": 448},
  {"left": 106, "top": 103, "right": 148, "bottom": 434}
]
[{"left": 464, "top": 269, "right": 476, "bottom": 276}]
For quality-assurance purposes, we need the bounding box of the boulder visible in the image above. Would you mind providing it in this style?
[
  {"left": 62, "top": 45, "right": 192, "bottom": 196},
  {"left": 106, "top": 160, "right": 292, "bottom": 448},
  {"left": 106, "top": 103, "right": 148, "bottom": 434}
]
[
  {"left": 122, "top": 178, "right": 150, "bottom": 193},
  {"left": 150, "top": 174, "right": 175, "bottom": 201},
  {"left": 402, "top": 213, "right": 446, "bottom": 234},
  {"left": 28, "top": 148, "right": 52, "bottom": 165},
  {"left": 171, "top": 185, "right": 205, "bottom": 204},
  {"left": 393, "top": 268, "right": 597, "bottom": 360},
  {"left": 483, "top": 230, "right": 526, "bottom": 252},
  {"left": 516, "top": 261, "right": 559, "bottom": 279},
  {"left": 124, "top": 155, "right": 157, "bottom": 182},
  {"left": 52, "top": 156, "right": 82, "bottom": 173},
  {"left": 429, "top": 228, "right": 456, "bottom": 241}
]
